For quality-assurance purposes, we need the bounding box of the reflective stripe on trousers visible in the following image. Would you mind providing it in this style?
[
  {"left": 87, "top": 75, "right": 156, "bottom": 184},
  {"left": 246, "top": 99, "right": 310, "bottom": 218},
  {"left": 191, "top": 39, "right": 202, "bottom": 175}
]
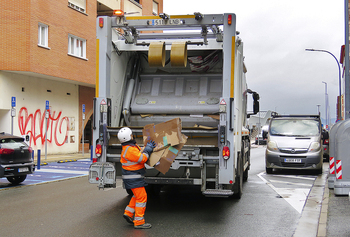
[{"left": 124, "top": 187, "right": 147, "bottom": 226}]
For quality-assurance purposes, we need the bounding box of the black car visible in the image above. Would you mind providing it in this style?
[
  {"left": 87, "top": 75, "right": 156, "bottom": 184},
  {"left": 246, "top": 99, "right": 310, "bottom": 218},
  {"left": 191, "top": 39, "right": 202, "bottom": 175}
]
[{"left": 0, "top": 133, "right": 35, "bottom": 184}]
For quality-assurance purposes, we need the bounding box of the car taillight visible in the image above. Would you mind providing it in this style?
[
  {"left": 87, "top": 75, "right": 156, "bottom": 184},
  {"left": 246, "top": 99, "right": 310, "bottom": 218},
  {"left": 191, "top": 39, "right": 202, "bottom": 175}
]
[
  {"left": 223, "top": 146, "right": 230, "bottom": 160},
  {"left": 0, "top": 148, "right": 14, "bottom": 155},
  {"left": 92, "top": 158, "right": 98, "bottom": 163},
  {"left": 28, "top": 146, "right": 33, "bottom": 153},
  {"left": 324, "top": 139, "right": 329, "bottom": 145}
]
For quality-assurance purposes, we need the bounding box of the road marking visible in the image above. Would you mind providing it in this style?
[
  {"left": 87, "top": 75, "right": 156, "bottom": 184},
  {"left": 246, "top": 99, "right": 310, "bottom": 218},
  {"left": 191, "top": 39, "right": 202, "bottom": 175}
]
[
  {"left": 258, "top": 172, "right": 312, "bottom": 213},
  {"left": 269, "top": 179, "right": 313, "bottom": 187},
  {"left": 36, "top": 169, "right": 88, "bottom": 175},
  {"left": 271, "top": 174, "right": 315, "bottom": 180}
]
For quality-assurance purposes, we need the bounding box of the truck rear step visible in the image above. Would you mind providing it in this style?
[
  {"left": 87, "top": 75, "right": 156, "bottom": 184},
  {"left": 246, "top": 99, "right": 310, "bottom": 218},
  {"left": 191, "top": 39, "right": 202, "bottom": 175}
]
[{"left": 202, "top": 189, "right": 233, "bottom": 197}]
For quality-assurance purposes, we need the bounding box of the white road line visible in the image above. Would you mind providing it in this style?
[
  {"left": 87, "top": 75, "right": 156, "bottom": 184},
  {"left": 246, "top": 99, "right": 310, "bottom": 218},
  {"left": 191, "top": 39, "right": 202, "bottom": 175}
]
[
  {"left": 36, "top": 169, "right": 88, "bottom": 175},
  {"left": 269, "top": 179, "right": 313, "bottom": 187},
  {"left": 271, "top": 174, "right": 315, "bottom": 180},
  {"left": 257, "top": 172, "right": 312, "bottom": 214}
]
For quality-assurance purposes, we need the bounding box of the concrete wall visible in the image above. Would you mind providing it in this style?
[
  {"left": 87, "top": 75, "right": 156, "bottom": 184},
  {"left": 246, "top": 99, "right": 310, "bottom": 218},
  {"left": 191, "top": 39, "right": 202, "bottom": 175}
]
[{"left": 0, "top": 71, "right": 79, "bottom": 154}]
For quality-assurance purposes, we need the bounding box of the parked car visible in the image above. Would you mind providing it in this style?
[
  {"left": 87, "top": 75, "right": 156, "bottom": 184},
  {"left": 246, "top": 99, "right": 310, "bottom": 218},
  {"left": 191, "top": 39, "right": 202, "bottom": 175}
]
[
  {"left": 265, "top": 115, "right": 323, "bottom": 174},
  {"left": 0, "top": 133, "right": 35, "bottom": 184},
  {"left": 322, "top": 129, "right": 329, "bottom": 162}
]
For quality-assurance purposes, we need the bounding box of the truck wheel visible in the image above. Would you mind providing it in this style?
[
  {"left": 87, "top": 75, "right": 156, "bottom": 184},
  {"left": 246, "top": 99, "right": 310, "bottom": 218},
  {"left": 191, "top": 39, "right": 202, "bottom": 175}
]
[
  {"left": 232, "top": 158, "right": 243, "bottom": 199},
  {"left": 243, "top": 168, "right": 249, "bottom": 182},
  {"left": 7, "top": 175, "right": 27, "bottom": 185}
]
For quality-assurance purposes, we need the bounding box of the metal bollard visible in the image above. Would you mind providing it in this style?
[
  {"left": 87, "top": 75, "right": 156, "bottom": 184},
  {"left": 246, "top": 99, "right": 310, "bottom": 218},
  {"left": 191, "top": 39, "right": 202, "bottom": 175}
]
[
  {"left": 37, "top": 149, "right": 41, "bottom": 170},
  {"left": 90, "top": 145, "right": 93, "bottom": 161}
]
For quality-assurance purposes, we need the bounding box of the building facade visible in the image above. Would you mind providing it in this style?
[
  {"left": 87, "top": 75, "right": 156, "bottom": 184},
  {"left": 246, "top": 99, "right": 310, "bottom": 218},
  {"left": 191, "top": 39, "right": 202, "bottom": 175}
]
[{"left": 0, "top": 0, "right": 162, "bottom": 154}]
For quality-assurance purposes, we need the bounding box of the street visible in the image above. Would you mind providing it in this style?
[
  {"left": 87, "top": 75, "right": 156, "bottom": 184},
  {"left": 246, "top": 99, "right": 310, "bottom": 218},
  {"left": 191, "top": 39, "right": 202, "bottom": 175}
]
[{"left": 0, "top": 146, "right": 321, "bottom": 237}]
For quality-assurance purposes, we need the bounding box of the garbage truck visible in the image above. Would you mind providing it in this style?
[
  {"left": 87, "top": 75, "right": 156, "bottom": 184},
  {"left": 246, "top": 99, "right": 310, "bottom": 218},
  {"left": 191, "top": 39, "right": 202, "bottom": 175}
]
[{"left": 88, "top": 11, "right": 260, "bottom": 198}]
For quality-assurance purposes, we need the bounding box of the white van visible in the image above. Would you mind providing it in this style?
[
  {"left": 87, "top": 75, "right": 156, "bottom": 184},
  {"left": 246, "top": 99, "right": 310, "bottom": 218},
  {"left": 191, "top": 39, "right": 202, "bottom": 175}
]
[{"left": 265, "top": 114, "right": 323, "bottom": 174}]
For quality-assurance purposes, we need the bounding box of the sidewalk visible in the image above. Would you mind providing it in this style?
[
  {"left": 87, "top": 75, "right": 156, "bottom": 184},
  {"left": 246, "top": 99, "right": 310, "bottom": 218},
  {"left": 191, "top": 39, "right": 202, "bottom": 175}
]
[
  {"left": 33, "top": 152, "right": 91, "bottom": 164},
  {"left": 323, "top": 179, "right": 350, "bottom": 236}
]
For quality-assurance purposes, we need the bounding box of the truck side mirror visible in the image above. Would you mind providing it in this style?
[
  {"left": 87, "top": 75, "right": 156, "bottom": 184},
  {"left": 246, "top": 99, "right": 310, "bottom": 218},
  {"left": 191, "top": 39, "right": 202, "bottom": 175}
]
[
  {"left": 253, "top": 100, "right": 259, "bottom": 114},
  {"left": 247, "top": 89, "right": 260, "bottom": 117},
  {"left": 252, "top": 92, "right": 260, "bottom": 115}
]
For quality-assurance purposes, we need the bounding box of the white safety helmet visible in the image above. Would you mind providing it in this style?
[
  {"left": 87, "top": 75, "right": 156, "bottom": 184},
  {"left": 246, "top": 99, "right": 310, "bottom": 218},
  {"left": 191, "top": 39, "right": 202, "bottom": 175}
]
[{"left": 118, "top": 127, "right": 133, "bottom": 143}]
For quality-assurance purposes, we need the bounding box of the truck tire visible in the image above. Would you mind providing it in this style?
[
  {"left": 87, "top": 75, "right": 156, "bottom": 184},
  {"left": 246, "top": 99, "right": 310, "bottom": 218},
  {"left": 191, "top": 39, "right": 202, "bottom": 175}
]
[
  {"left": 232, "top": 157, "right": 243, "bottom": 199},
  {"left": 7, "top": 175, "right": 27, "bottom": 185},
  {"left": 243, "top": 168, "right": 249, "bottom": 182}
]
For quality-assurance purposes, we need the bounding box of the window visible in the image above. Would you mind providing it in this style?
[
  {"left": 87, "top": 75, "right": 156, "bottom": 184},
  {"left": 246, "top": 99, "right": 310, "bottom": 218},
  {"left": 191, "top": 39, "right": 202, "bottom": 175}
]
[
  {"left": 152, "top": 1, "right": 158, "bottom": 15},
  {"left": 68, "top": 34, "right": 86, "bottom": 59},
  {"left": 68, "top": 0, "right": 86, "bottom": 13},
  {"left": 38, "top": 23, "right": 49, "bottom": 48}
]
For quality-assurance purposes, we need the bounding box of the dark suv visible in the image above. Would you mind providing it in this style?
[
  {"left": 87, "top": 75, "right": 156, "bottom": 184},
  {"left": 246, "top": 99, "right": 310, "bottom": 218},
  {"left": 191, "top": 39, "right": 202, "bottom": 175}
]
[{"left": 0, "top": 133, "right": 35, "bottom": 184}]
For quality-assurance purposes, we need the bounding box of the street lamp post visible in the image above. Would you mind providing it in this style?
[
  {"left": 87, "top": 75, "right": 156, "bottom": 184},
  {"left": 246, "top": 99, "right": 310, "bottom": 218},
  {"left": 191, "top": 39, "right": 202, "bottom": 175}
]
[
  {"left": 305, "top": 48, "right": 342, "bottom": 121},
  {"left": 322, "top": 81, "right": 329, "bottom": 129}
]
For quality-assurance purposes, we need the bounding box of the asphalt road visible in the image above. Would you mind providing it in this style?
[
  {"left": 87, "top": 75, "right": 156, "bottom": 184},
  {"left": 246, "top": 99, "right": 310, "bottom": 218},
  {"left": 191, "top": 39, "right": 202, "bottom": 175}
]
[{"left": 0, "top": 147, "right": 320, "bottom": 237}]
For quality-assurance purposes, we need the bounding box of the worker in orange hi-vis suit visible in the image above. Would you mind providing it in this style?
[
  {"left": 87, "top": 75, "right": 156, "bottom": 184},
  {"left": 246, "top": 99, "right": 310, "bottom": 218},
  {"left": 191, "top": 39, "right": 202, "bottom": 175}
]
[{"left": 118, "top": 127, "right": 156, "bottom": 229}]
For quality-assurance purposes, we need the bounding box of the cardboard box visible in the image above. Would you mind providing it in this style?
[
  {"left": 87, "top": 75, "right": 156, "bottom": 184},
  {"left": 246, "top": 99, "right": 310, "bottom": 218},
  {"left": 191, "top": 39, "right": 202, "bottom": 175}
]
[{"left": 143, "top": 118, "right": 187, "bottom": 174}]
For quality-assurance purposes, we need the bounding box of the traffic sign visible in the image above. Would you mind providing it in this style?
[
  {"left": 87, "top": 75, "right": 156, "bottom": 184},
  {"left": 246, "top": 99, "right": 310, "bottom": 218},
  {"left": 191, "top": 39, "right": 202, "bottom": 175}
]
[
  {"left": 11, "top": 97, "right": 16, "bottom": 107},
  {"left": 82, "top": 104, "right": 85, "bottom": 113},
  {"left": 46, "top": 100, "right": 49, "bottom": 110}
]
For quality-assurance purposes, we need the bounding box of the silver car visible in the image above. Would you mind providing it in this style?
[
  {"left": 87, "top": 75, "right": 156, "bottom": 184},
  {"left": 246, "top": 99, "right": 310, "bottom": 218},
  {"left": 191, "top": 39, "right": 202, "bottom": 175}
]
[{"left": 265, "top": 115, "right": 323, "bottom": 174}]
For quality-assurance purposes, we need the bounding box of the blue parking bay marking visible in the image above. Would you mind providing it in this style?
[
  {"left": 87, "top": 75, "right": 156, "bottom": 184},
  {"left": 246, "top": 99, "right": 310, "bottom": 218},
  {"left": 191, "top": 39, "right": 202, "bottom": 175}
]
[{"left": 0, "top": 159, "right": 91, "bottom": 189}]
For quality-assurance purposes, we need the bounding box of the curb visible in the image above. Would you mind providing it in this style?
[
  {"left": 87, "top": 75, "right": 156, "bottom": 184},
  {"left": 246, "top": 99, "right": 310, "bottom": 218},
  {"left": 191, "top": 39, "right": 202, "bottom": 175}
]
[
  {"left": 317, "top": 179, "right": 329, "bottom": 237},
  {"left": 293, "top": 163, "right": 329, "bottom": 237},
  {"left": 57, "top": 159, "right": 78, "bottom": 163}
]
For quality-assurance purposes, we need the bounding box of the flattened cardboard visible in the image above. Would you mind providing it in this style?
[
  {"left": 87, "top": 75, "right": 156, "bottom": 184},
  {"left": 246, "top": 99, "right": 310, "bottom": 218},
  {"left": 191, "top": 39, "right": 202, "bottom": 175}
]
[{"left": 143, "top": 118, "right": 187, "bottom": 174}]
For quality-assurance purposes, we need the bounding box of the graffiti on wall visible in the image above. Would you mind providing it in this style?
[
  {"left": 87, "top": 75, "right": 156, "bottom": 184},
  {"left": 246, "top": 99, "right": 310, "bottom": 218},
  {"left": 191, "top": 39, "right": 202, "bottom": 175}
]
[{"left": 18, "top": 107, "right": 69, "bottom": 147}]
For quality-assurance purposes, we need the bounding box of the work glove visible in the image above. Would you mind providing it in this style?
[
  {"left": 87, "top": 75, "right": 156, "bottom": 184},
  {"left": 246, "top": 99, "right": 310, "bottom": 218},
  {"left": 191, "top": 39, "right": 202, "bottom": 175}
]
[{"left": 143, "top": 140, "right": 156, "bottom": 156}]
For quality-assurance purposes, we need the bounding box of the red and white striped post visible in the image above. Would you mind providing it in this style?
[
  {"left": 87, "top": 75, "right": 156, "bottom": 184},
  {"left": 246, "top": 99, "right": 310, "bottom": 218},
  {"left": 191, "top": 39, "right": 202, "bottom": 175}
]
[{"left": 336, "top": 159, "right": 342, "bottom": 180}]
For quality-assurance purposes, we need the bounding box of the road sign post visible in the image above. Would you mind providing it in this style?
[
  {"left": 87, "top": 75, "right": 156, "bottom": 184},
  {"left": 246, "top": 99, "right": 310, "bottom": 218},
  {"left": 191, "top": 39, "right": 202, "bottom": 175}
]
[
  {"left": 11, "top": 97, "right": 16, "bottom": 135},
  {"left": 82, "top": 104, "right": 85, "bottom": 156},
  {"left": 45, "top": 100, "right": 49, "bottom": 160}
]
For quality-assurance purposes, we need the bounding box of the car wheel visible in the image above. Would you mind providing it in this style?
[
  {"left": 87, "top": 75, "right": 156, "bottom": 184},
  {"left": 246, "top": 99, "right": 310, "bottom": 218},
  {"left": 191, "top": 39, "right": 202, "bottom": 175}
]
[
  {"left": 266, "top": 167, "right": 273, "bottom": 174},
  {"left": 7, "top": 175, "right": 27, "bottom": 185}
]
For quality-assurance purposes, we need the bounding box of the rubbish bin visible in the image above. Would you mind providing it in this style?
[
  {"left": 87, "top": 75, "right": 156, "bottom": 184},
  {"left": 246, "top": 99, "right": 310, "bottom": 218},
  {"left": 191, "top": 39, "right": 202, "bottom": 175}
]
[
  {"left": 334, "top": 118, "right": 350, "bottom": 195},
  {"left": 328, "top": 120, "right": 345, "bottom": 189}
]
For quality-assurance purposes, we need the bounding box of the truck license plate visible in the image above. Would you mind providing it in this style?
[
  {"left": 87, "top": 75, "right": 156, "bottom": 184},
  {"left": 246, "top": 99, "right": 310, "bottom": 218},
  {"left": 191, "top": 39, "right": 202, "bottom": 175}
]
[
  {"left": 151, "top": 19, "right": 182, "bottom": 26},
  {"left": 18, "top": 167, "right": 29, "bottom": 172},
  {"left": 284, "top": 158, "right": 302, "bottom": 163}
]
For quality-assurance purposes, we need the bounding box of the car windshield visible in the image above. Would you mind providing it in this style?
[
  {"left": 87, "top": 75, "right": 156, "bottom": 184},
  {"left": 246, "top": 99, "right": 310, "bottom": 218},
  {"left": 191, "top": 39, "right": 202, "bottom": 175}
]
[
  {"left": 270, "top": 119, "right": 320, "bottom": 136},
  {"left": 0, "top": 138, "right": 27, "bottom": 149}
]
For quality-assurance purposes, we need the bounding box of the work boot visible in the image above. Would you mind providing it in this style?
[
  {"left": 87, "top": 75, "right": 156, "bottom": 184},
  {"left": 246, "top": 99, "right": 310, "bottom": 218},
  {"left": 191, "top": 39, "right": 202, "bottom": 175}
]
[
  {"left": 123, "top": 214, "right": 134, "bottom": 224},
  {"left": 134, "top": 223, "right": 152, "bottom": 229}
]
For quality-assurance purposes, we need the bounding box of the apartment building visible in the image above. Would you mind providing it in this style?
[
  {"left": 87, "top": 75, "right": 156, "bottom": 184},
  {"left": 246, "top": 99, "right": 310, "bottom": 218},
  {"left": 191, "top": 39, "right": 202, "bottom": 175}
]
[{"left": 0, "top": 0, "right": 163, "bottom": 154}]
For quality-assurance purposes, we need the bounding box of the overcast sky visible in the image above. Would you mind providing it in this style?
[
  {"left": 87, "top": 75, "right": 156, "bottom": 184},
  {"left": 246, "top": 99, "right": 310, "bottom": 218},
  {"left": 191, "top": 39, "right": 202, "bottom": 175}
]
[{"left": 163, "top": 0, "right": 344, "bottom": 121}]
